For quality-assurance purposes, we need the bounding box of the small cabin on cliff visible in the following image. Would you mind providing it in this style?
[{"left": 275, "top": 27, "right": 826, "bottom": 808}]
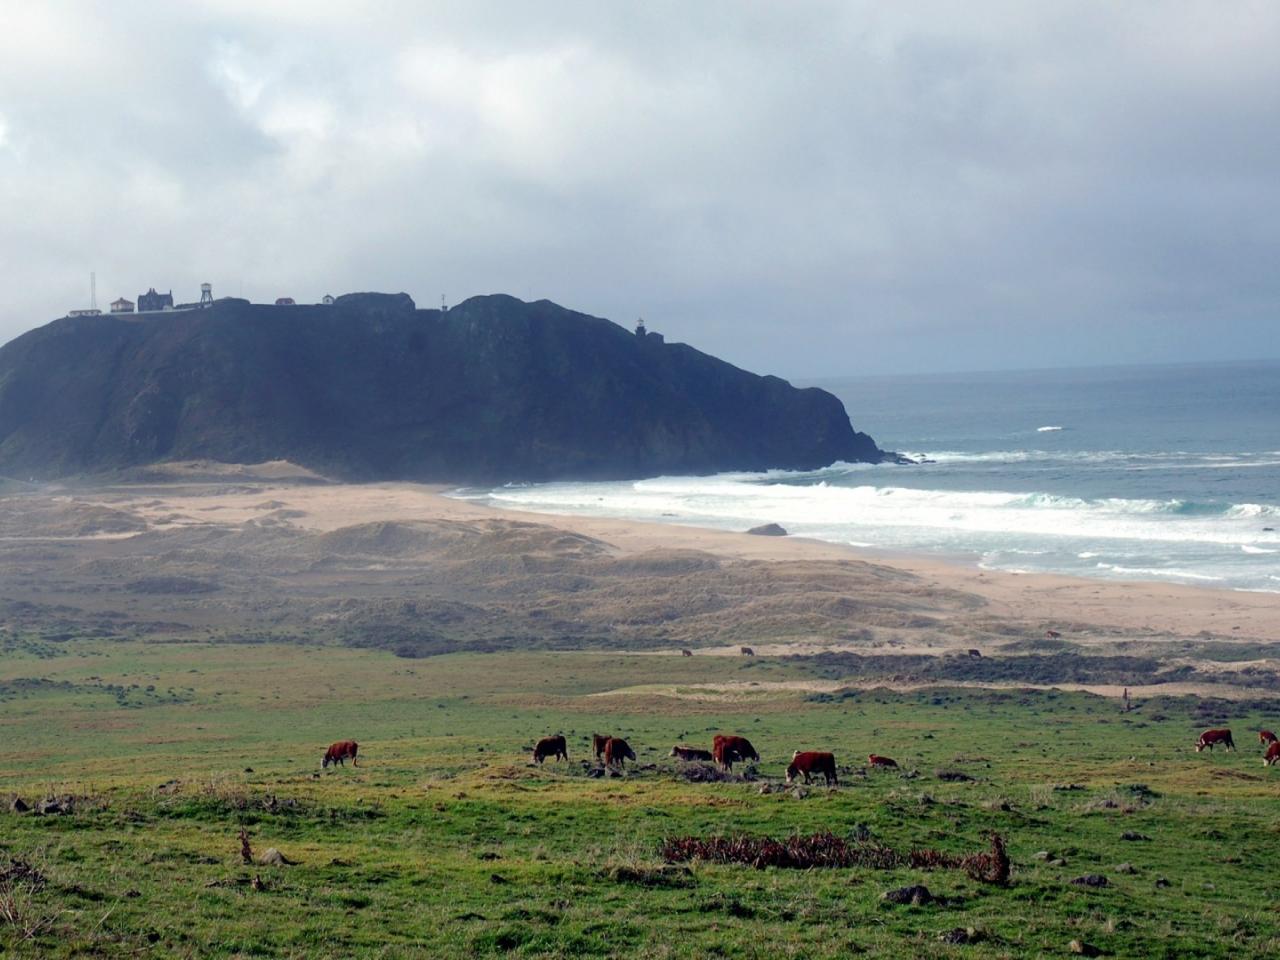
[{"left": 138, "top": 288, "right": 173, "bottom": 312}]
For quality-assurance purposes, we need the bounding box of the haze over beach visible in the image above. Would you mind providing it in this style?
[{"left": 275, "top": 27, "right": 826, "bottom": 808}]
[{"left": 3, "top": 3, "right": 1280, "bottom": 959}]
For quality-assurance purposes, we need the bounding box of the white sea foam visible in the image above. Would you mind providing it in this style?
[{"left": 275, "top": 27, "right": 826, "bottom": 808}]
[
  {"left": 1094, "top": 562, "right": 1224, "bottom": 582},
  {"left": 464, "top": 457, "right": 1280, "bottom": 592},
  {"left": 899, "top": 449, "right": 1280, "bottom": 470},
  {"left": 483, "top": 475, "right": 1277, "bottom": 549},
  {"left": 1036, "top": 425, "right": 1064, "bottom": 432}
]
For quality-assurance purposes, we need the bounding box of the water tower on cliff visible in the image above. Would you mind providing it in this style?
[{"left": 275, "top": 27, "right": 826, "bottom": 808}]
[{"left": 199, "top": 283, "right": 213, "bottom": 307}]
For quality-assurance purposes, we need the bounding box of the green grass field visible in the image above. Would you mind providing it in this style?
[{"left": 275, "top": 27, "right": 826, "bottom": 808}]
[{"left": 4, "top": 636, "right": 1280, "bottom": 958}]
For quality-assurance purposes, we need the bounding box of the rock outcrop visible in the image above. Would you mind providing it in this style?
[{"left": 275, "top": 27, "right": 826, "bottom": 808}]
[{"left": 0, "top": 293, "right": 888, "bottom": 483}]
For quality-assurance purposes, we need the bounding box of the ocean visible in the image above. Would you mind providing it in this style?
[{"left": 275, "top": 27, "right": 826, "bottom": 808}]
[{"left": 455, "top": 359, "right": 1280, "bottom": 593}]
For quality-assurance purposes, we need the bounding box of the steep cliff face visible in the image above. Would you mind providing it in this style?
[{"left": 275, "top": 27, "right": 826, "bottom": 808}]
[{"left": 0, "top": 293, "right": 886, "bottom": 482}]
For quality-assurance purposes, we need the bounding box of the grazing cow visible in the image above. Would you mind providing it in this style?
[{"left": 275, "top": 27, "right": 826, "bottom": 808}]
[
  {"left": 1260, "top": 730, "right": 1278, "bottom": 745},
  {"left": 681, "top": 649, "right": 693, "bottom": 657},
  {"left": 1045, "top": 630, "right": 1062, "bottom": 639},
  {"left": 740, "top": 646, "right": 755, "bottom": 657},
  {"left": 604, "top": 737, "right": 636, "bottom": 768},
  {"left": 532, "top": 735, "right": 568, "bottom": 764},
  {"left": 712, "top": 734, "right": 760, "bottom": 771},
  {"left": 967, "top": 649, "right": 982, "bottom": 659},
  {"left": 868, "top": 754, "right": 899, "bottom": 769},
  {"left": 322, "top": 740, "right": 359, "bottom": 768},
  {"left": 1265, "top": 742, "right": 1280, "bottom": 767},
  {"left": 786, "top": 751, "right": 838, "bottom": 786},
  {"left": 592, "top": 733, "right": 612, "bottom": 760},
  {"left": 1196, "top": 728, "right": 1235, "bottom": 752},
  {"left": 670, "top": 745, "right": 714, "bottom": 762}
]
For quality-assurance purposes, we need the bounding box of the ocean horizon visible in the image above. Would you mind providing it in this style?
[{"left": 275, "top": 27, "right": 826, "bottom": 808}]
[{"left": 457, "top": 358, "right": 1280, "bottom": 593}]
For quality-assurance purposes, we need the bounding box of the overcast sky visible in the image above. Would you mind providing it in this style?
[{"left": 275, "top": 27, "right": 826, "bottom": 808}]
[{"left": 1, "top": 1, "right": 1277, "bottom": 377}]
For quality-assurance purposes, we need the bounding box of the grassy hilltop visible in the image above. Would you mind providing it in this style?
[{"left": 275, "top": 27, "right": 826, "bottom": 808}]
[{"left": 4, "top": 635, "right": 1280, "bottom": 959}]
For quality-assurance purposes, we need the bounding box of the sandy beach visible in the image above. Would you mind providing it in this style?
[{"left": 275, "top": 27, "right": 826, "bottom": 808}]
[{"left": 76, "top": 470, "right": 1279, "bottom": 644}]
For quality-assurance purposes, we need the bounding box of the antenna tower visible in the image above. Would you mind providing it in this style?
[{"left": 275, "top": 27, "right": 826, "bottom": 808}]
[
  {"left": 90, "top": 272, "right": 97, "bottom": 309},
  {"left": 441, "top": 294, "right": 448, "bottom": 313}
]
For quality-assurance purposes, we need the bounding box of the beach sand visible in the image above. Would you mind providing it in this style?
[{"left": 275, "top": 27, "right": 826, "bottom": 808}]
[{"left": 90, "top": 475, "right": 1279, "bottom": 643}]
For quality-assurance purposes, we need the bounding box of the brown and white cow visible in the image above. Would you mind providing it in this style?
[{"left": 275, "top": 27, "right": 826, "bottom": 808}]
[
  {"left": 532, "top": 735, "right": 568, "bottom": 764},
  {"left": 787, "top": 751, "right": 838, "bottom": 786},
  {"left": 1196, "top": 728, "right": 1235, "bottom": 752},
  {"left": 868, "top": 754, "right": 899, "bottom": 769},
  {"left": 604, "top": 737, "right": 636, "bottom": 768},
  {"left": 712, "top": 734, "right": 760, "bottom": 772},
  {"left": 740, "top": 646, "right": 755, "bottom": 657},
  {"left": 1265, "top": 742, "right": 1280, "bottom": 767},
  {"left": 1259, "top": 730, "right": 1278, "bottom": 746},
  {"left": 681, "top": 649, "right": 693, "bottom": 657},
  {"left": 322, "top": 740, "right": 359, "bottom": 768},
  {"left": 592, "top": 733, "right": 611, "bottom": 760},
  {"left": 670, "top": 745, "right": 714, "bottom": 762}
]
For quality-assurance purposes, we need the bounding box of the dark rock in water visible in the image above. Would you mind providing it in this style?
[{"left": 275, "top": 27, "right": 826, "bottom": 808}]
[
  {"left": 0, "top": 293, "right": 889, "bottom": 482},
  {"left": 882, "top": 884, "right": 933, "bottom": 905},
  {"left": 1071, "top": 874, "right": 1108, "bottom": 888},
  {"left": 746, "top": 523, "right": 788, "bottom": 537}
]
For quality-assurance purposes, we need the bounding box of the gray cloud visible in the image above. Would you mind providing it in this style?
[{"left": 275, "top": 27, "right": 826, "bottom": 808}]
[{"left": 2, "top": 1, "right": 1277, "bottom": 376}]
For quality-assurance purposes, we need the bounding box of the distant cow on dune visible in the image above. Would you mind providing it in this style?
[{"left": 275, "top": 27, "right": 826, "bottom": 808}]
[
  {"left": 592, "top": 733, "right": 611, "bottom": 760},
  {"left": 740, "top": 646, "right": 755, "bottom": 657},
  {"left": 323, "top": 740, "right": 359, "bottom": 768},
  {"left": 532, "top": 735, "right": 568, "bottom": 764},
  {"left": 1196, "top": 729, "right": 1235, "bottom": 752},
  {"left": 1260, "top": 730, "right": 1278, "bottom": 745},
  {"left": 1045, "top": 630, "right": 1062, "bottom": 639},
  {"left": 868, "top": 754, "right": 899, "bottom": 769},
  {"left": 787, "top": 751, "right": 838, "bottom": 786},
  {"left": 604, "top": 737, "right": 636, "bottom": 768},
  {"left": 681, "top": 649, "right": 693, "bottom": 657},
  {"left": 712, "top": 734, "right": 760, "bottom": 771},
  {"left": 1265, "top": 742, "right": 1280, "bottom": 767},
  {"left": 670, "top": 745, "right": 714, "bottom": 762}
]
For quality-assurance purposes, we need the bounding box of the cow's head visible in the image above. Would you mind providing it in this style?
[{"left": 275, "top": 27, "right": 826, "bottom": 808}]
[
  {"left": 1195, "top": 741, "right": 1205, "bottom": 752},
  {"left": 785, "top": 763, "right": 797, "bottom": 784},
  {"left": 322, "top": 753, "right": 331, "bottom": 768}
]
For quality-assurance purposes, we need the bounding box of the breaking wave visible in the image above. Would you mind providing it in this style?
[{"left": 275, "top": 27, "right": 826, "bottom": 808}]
[{"left": 462, "top": 459, "right": 1280, "bottom": 591}]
